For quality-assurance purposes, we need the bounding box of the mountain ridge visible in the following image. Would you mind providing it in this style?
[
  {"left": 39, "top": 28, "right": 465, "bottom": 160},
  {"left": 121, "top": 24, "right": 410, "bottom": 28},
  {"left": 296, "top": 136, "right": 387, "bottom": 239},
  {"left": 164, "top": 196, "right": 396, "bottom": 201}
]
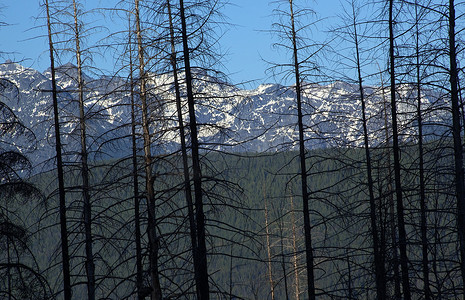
[{"left": 0, "top": 61, "right": 450, "bottom": 169}]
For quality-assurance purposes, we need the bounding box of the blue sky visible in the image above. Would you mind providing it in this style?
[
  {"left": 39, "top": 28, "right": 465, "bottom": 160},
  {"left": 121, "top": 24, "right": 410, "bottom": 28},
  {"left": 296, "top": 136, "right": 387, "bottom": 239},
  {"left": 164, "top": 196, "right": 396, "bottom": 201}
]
[
  {"left": 222, "top": 0, "right": 337, "bottom": 87},
  {"left": 1, "top": 0, "right": 339, "bottom": 88}
]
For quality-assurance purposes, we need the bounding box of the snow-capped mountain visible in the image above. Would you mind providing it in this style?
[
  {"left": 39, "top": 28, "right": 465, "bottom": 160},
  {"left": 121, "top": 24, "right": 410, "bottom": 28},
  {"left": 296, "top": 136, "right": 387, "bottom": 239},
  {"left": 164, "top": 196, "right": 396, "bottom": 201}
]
[{"left": 0, "top": 61, "right": 451, "bottom": 168}]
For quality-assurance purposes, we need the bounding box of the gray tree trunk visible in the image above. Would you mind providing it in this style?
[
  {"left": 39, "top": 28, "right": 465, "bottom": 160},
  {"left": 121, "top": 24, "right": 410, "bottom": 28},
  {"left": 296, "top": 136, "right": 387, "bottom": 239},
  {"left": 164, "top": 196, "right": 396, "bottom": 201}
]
[
  {"left": 72, "top": 1, "right": 95, "bottom": 299},
  {"left": 448, "top": 0, "right": 465, "bottom": 296},
  {"left": 45, "top": 1, "right": 72, "bottom": 299},
  {"left": 179, "top": 0, "right": 210, "bottom": 298},
  {"left": 288, "top": 1, "right": 316, "bottom": 299},
  {"left": 351, "top": 3, "right": 386, "bottom": 298},
  {"left": 134, "top": 1, "right": 162, "bottom": 299},
  {"left": 388, "top": 1, "right": 411, "bottom": 298}
]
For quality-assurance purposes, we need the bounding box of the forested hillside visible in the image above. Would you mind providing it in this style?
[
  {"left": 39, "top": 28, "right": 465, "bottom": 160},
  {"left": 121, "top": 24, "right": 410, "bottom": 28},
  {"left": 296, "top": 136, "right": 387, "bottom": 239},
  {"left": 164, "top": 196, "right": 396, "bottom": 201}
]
[
  {"left": 12, "top": 145, "right": 460, "bottom": 299},
  {"left": 2, "top": 0, "right": 465, "bottom": 299},
  {"left": 6, "top": 142, "right": 463, "bottom": 299}
]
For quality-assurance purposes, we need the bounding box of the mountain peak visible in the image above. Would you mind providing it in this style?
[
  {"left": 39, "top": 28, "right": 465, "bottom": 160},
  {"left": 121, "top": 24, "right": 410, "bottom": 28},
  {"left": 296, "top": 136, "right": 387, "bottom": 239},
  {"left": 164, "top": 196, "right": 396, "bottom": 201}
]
[
  {"left": 0, "top": 60, "right": 27, "bottom": 73},
  {"left": 60, "top": 62, "right": 78, "bottom": 69},
  {"left": 255, "top": 83, "right": 284, "bottom": 94}
]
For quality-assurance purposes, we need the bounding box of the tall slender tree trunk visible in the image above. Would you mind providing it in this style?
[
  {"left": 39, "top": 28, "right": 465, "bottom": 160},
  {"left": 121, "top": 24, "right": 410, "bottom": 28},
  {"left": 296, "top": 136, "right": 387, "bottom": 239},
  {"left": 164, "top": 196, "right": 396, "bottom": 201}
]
[
  {"left": 288, "top": 1, "right": 316, "bottom": 298},
  {"left": 264, "top": 187, "right": 275, "bottom": 300},
  {"left": 380, "top": 71, "right": 401, "bottom": 298},
  {"left": 388, "top": 1, "right": 411, "bottom": 298},
  {"left": 134, "top": 1, "right": 162, "bottom": 299},
  {"left": 345, "top": 248, "right": 354, "bottom": 300},
  {"left": 166, "top": 2, "right": 200, "bottom": 296},
  {"left": 127, "top": 20, "right": 144, "bottom": 299},
  {"left": 72, "top": 2, "right": 95, "bottom": 299},
  {"left": 351, "top": 4, "right": 386, "bottom": 298},
  {"left": 414, "top": 2, "right": 430, "bottom": 298},
  {"left": 290, "top": 192, "right": 300, "bottom": 300},
  {"left": 448, "top": 0, "right": 465, "bottom": 296},
  {"left": 45, "top": 1, "right": 72, "bottom": 299},
  {"left": 278, "top": 217, "right": 290, "bottom": 300},
  {"left": 229, "top": 243, "right": 234, "bottom": 299},
  {"left": 7, "top": 228, "right": 11, "bottom": 300},
  {"left": 179, "top": 0, "right": 210, "bottom": 298}
]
